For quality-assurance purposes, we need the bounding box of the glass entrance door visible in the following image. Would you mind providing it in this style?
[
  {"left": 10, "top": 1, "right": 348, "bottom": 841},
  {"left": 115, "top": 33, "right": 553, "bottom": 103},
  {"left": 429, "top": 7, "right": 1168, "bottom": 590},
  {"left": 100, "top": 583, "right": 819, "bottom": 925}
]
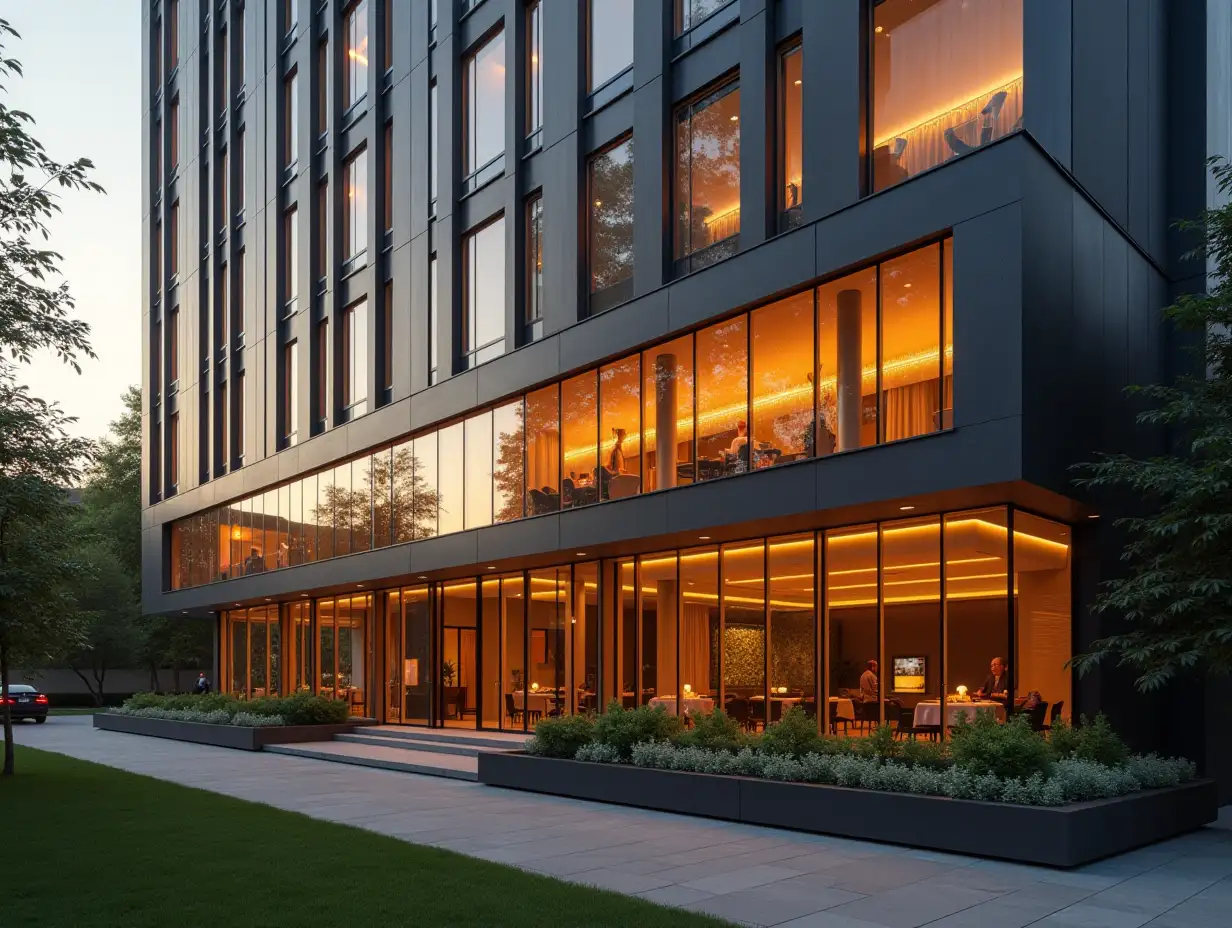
[{"left": 438, "top": 581, "right": 478, "bottom": 728}]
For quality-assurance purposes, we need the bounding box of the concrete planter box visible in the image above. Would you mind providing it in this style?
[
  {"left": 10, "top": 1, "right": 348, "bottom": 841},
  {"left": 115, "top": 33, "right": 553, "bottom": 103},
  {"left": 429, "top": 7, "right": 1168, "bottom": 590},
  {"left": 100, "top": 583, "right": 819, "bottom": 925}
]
[
  {"left": 93, "top": 712, "right": 373, "bottom": 750},
  {"left": 477, "top": 753, "right": 1218, "bottom": 868}
]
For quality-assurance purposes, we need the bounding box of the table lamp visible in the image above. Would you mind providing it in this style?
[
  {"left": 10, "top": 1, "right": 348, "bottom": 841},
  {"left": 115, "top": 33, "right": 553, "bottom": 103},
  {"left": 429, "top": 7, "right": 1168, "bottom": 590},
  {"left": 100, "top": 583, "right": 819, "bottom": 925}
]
[
  {"left": 683, "top": 683, "right": 692, "bottom": 695},
  {"left": 955, "top": 685, "right": 968, "bottom": 700},
  {"left": 531, "top": 682, "right": 540, "bottom": 692}
]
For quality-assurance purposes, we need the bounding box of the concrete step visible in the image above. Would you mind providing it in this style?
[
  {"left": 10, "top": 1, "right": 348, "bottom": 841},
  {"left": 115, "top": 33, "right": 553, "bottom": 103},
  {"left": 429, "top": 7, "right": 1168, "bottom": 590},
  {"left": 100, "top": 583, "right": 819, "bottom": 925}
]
[
  {"left": 264, "top": 741, "right": 478, "bottom": 781},
  {"left": 356, "top": 726, "right": 532, "bottom": 753},
  {"left": 334, "top": 731, "right": 485, "bottom": 757}
]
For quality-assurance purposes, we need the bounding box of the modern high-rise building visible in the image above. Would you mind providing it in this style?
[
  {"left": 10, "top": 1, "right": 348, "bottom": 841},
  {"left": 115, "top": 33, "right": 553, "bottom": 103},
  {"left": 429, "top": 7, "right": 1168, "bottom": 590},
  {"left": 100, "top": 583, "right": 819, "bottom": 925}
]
[{"left": 141, "top": 0, "right": 1231, "bottom": 784}]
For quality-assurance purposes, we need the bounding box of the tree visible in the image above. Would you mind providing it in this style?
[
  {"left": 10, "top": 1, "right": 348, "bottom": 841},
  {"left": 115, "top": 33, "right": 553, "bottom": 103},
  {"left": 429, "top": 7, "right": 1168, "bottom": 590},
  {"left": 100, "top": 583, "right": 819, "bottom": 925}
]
[
  {"left": 0, "top": 18, "right": 101, "bottom": 774},
  {"left": 58, "top": 539, "right": 141, "bottom": 706},
  {"left": 1071, "top": 156, "right": 1232, "bottom": 691}
]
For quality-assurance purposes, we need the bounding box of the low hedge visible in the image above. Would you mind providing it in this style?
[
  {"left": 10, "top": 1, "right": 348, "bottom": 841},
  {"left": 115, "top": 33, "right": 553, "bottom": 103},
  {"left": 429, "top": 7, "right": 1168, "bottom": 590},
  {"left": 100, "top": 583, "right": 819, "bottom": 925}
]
[
  {"left": 114, "top": 692, "right": 349, "bottom": 726},
  {"left": 528, "top": 703, "right": 1196, "bottom": 807}
]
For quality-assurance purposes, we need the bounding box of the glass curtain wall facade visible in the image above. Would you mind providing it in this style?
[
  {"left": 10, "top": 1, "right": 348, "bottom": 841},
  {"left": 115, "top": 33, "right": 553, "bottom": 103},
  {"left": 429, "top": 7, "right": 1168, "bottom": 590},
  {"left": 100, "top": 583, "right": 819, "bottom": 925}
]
[
  {"left": 218, "top": 507, "right": 1072, "bottom": 735},
  {"left": 172, "top": 239, "right": 952, "bottom": 590}
]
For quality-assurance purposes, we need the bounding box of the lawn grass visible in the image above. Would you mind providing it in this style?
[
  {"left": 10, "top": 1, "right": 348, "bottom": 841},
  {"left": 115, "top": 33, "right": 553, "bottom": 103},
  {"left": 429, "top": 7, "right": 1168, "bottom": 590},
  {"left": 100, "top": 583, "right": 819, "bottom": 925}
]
[{"left": 0, "top": 746, "right": 731, "bottom": 928}]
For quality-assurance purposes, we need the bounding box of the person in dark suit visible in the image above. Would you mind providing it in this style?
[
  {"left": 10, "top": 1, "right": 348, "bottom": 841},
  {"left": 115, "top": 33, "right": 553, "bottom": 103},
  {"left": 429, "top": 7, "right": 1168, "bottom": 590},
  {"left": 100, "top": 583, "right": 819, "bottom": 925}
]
[{"left": 976, "top": 657, "right": 1011, "bottom": 705}]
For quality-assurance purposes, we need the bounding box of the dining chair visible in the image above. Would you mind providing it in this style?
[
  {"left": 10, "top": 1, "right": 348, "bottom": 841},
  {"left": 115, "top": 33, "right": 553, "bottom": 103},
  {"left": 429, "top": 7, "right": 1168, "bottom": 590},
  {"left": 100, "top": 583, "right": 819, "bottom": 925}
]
[
  {"left": 828, "top": 702, "right": 849, "bottom": 737},
  {"left": 1043, "top": 700, "right": 1064, "bottom": 733}
]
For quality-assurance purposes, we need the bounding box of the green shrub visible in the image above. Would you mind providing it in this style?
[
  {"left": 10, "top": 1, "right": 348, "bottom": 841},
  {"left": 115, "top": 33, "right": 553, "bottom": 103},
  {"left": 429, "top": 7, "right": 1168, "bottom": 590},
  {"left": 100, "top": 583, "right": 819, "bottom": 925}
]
[
  {"left": 252, "top": 692, "right": 349, "bottom": 726},
  {"left": 122, "top": 692, "right": 240, "bottom": 714},
  {"left": 900, "top": 737, "right": 951, "bottom": 771},
  {"left": 759, "top": 706, "right": 822, "bottom": 757},
  {"left": 673, "top": 709, "right": 747, "bottom": 752},
  {"left": 949, "top": 712, "right": 1053, "bottom": 780},
  {"left": 864, "top": 724, "right": 902, "bottom": 761},
  {"left": 1049, "top": 713, "right": 1129, "bottom": 767},
  {"left": 529, "top": 714, "right": 595, "bottom": 758},
  {"left": 591, "top": 701, "right": 683, "bottom": 760}
]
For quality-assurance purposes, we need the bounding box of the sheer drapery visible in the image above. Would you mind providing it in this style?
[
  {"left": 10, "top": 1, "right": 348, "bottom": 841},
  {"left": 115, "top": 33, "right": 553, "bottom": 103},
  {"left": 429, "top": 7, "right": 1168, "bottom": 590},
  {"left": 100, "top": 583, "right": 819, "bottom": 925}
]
[
  {"left": 884, "top": 379, "right": 938, "bottom": 442},
  {"left": 679, "top": 604, "right": 713, "bottom": 695}
]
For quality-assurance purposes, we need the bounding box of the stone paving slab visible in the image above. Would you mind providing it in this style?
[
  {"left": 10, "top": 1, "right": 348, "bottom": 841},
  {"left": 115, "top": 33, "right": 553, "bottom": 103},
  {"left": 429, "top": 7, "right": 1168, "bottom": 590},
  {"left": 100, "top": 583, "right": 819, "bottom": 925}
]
[{"left": 9, "top": 716, "right": 1232, "bottom": 928}]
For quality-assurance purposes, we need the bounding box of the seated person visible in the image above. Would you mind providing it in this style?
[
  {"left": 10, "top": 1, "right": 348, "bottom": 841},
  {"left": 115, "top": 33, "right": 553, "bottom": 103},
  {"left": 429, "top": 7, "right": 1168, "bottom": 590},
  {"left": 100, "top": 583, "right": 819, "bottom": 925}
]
[
  {"left": 727, "top": 420, "right": 749, "bottom": 456},
  {"left": 975, "top": 657, "right": 1011, "bottom": 705},
  {"left": 859, "top": 660, "right": 878, "bottom": 703},
  {"left": 608, "top": 428, "right": 627, "bottom": 475}
]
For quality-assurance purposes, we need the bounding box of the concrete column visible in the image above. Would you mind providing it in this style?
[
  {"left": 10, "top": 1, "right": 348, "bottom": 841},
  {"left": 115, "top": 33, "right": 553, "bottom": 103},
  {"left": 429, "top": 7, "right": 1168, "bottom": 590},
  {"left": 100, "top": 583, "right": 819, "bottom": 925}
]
[
  {"left": 837, "top": 289, "right": 863, "bottom": 451},
  {"left": 655, "top": 352, "right": 678, "bottom": 490},
  {"left": 656, "top": 579, "right": 678, "bottom": 703}
]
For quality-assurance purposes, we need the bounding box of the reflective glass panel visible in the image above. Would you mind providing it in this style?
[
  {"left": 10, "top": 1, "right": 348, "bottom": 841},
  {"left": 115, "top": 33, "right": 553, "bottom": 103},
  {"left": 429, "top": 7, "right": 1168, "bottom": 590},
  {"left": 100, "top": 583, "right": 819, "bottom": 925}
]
[
  {"left": 561, "top": 371, "right": 598, "bottom": 508},
  {"left": 751, "top": 292, "right": 814, "bottom": 467},
  {"left": 695, "top": 315, "right": 748, "bottom": 480},
  {"left": 492, "top": 400, "right": 525, "bottom": 523},
  {"left": 599, "top": 355, "right": 640, "bottom": 500},
  {"left": 643, "top": 334, "right": 695, "bottom": 491}
]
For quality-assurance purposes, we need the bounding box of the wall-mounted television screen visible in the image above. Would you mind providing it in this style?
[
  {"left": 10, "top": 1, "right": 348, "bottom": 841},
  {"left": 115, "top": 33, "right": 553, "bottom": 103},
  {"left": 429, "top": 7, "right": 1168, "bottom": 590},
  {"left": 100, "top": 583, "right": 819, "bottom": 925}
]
[{"left": 893, "top": 656, "right": 926, "bottom": 694}]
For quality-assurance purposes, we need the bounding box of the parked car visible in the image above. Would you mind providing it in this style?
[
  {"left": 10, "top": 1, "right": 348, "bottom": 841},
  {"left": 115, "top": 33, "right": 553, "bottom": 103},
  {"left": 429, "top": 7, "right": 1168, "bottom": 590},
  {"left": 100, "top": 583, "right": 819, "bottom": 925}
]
[{"left": 3, "top": 684, "right": 49, "bottom": 723}]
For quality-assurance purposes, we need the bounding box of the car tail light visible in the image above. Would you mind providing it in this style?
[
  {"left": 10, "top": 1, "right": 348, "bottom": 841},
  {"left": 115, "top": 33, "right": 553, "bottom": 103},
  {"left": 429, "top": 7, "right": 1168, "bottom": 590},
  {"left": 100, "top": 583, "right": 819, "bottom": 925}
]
[
  {"left": 1, "top": 698, "right": 11, "bottom": 705},
  {"left": 35, "top": 695, "right": 48, "bottom": 704}
]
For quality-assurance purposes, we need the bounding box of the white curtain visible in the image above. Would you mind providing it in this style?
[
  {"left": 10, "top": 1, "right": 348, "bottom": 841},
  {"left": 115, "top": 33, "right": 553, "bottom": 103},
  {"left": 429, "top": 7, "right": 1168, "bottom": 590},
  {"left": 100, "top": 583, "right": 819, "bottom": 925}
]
[{"left": 679, "top": 605, "right": 713, "bottom": 695}]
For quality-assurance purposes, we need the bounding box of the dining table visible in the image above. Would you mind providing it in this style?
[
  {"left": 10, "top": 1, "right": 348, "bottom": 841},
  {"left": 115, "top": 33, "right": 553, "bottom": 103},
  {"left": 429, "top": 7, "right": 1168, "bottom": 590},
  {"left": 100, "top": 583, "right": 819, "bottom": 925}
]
[
  {"left": 912, "top": 699, "right": 1005, "bottom": 728},
  {"left": 648, "top": 695, "right": 715, "bottom": 716},
  {"left": 512, "top": 689, "right": 563, "bottom": 715},
  {"left": 829, "top": 696, "right": 856, "bottom": 722}
]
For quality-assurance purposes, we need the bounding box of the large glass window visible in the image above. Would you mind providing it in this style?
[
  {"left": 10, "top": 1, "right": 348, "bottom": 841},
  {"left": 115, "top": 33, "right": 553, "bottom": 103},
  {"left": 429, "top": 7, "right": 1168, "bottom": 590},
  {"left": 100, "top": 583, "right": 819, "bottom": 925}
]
[
  {"left": 751, "top": 292, "right": 814, "bottom": 468},
  {"left": 769, "top": 534, "right": 816, "bottom": 719},
  {"left": 462, "top": 216, "right": 506, "bottom": 366},
  {"left": 1014, "top": 513, "right": 1072, "bottom": 726},
  {"left": 526, "top": 1, "right": 543, "bottom": 142},
  {"left": 492, "top": 400, "right": 524, "bottom": 524},
  {"left": 639, "top": 552, "right": 678, "bottom": 707},
  {"left": 402, "top": 585, "right": 432, "bottom": 724},
  {"left": 643, "top": 334, "right": 694, "bottom": 491},
  {"left": 413, "top": 431, "right": 439, "bottom": 539},
  {"left": 525, "top": 385, "right": 560, "bottom": 515},
  {"left": 429, "top": 82, "right": 438, "bottom": 207},
  {"left": 695, "top": 316, "right": 748, "bottom": 481},
  {"left": 283, "top": 340, "right": 298, "bottom": 444},
  {"left": 464, "top": 411, "right": 494, "bottom": 530},
  {"left": 437, "top": 422, "right": 464, "bottom": 535},
  {"left": 881, "top": 517, "right": 941, "bottom": 738},
  {"left": 677, "top": 0, "right": 732, "bottom": 35},
  {"left": 284, "top": 68, "right": 298, "bottom": 168},
  {"left": 826, "top": 524, "right": 877, "bottom": 734},
  {"left": 872, "top": 0, "right": 1023, "bottom": 190},
  {"left": 501, "top": 574, "right": 527, "bottom": 730},
  {"left": 525, "top": 194, "right": 543, "bottom": 336},
  {"left": 780, "top": 43, "right": 803, "bottom": 229},
  {"left": 344, "top": 148, "right": 368, "bottom": 260},
  {"left": 343, "top": 298, "right": 368, "bottom": 414},
  {"left": 344, "top": 0, "right": 369, "bottom": 110},
  {"left": 599, "top": 355, "right": 640, "bottom": 500},
  {"left": 589, "top": 137, "right": 634, "bottom": 313},
  {"left": 723, "top": 542, "right": 766, "bottom": 726},
  {"left": 817, "top": 266, "right": 877, "bottom": 453},
  {"left": 284, "top": 206, "right": 298, "bottom": 310},
  {"left": 464, "top": 30, "right": 506, "bottom": 182},
  {"left": 561, "top": 371, "right": 598, "bottom": 508},
  {"left": 675, "top": 81, "right": 741, "bottom": 273},
  {"left": 880, "top": 242, "right": 943, "bottom": 442},
  {"left": 588, "top": 0, "right": 633, "bottom": 92}
]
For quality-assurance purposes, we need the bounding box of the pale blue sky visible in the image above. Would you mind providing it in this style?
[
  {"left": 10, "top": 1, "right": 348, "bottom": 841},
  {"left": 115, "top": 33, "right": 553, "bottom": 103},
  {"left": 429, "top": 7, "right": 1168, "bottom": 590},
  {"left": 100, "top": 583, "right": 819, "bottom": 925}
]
[{"left": 3, "top": 1, "right": 142, "bottom": 440}]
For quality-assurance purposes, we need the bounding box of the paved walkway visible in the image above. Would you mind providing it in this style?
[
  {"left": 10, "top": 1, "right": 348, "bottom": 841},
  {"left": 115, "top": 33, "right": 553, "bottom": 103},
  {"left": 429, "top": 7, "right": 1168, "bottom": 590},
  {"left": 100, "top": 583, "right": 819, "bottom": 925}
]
[{"left": 13, "top": 717, "right": 1232, "bottom": 928}]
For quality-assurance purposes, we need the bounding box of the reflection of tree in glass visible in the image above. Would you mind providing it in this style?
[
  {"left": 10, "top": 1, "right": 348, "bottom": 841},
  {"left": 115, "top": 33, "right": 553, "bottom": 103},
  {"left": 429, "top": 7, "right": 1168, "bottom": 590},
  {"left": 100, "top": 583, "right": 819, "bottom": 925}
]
[
  {"left": 590, "top": 139, "right": 634, "bottom": 292},
  {"left": 494, "top": 404, "right": 526, "bottom": 523},
  {"left": 314, "top": 478, "right": 366, "bottom": 554},
  {"left": 369, "top": 453, "right": 392, "bottom": 545},
  {"left": 676, "top": 86, "right": 740, "bottom": 257},
  {"left": 391, "top": 444, "right": 441, "bottom": 541}
]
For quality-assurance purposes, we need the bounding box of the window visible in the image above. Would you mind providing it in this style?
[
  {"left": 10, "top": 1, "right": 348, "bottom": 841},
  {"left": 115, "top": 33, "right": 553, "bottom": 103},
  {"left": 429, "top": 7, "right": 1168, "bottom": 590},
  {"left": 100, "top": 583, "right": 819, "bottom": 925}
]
[
  {"left": 236, "top": 370, "right": 246, "bottom": 460},
  {"left": 526, "top": 1, "right": 543, "bottom": 143},
  {"left": 343, "top": 299, "right": 369, "bottom": 415},
  {"left": 167, "top": 0, "right": 178, "bottom": 73},
  {"left": 154, "top": 219, "right": 161, "bottom": 287},
  {"left": 317, "top": 37, "right": 328, "bottom": 136},
  {"left": 675, "top": 80, "right": 740, "bottom": 274},
  {"left": 525, "top": 384, "right": 559, "bottom": 514},
  {"left": 879, "top": 242, "right": 946, "bottom": 442},
  {"left": 695, "top": 316, "right": 748, "bottom": 480},
  {"left": 169, "top": 412, "right": 179, "bottom": 488},
  {"left": 525, "top": 194, "right": 543, "bottom": 336},
  {"left": 599, "top": 355, "right": 640, "bottom": 499},
  {"left": 316, "top": 317, "right": 330, "bottom": 425},
  {"left": 383, "top": 122, "right": 392, "bottom": 232},
  {"left": 283, "top": 0, "right": 297, "bottom": 34},
  {"left": 236, "top": 4, "right": 245, "bottom": 88},
  {"left": 642, "top": 333, "right": 694, "bottom": 490},
  {"left": 462, "top": 216, "right": 506, "bottom": 366},
  {"left": 317, "top": 179, "right": 328, "bottom": 278},
  {"left": 780, "top": 43, "right": 803, "bottom": 229},
  {"left": 218, "top": 380, "right": 228, "bottom": 470},
  {"left": 493, "top": 400, "right": 524, "bottom": 523},
  {"left": 751, "top": 292, "right": 813, "bottom": 466},
  {"left": 169, "top": 201, "right": 179, "bottom": 278},
  {"left": 384, "top": 0, "right": 392, "bottom": 71},
  {"left": 284, "top": 68, "right": 299, "bottom": 167},
  {"left": 588, "top": 0, "right": 633, "bottom": 91},
  {"left": 284, "top": 340, "right": 299, "bottom": 443},
  {"left": 284, "top": 206, "right": 298, "bottom": 310},
  {"left": 464, "top": 411, "right": 493, "bottom": 530},
  {"left": 588, "top": 137, "right": 634, "bottom": 313},
  {"left": 154, "top": 16, "right": 162, "bottom": 87},
  {"left": 428, "top": 254, "right": 438, "bottom": 383},
  {"left": 382, "top": 281, "right": 393, "bottom": 392},
  {"left": 344, "top": 0, "right": 369, "bottom": 110},
  {"left": 219, "top": 148, "right": 228, "bottom": 225},
  {"left": 169, "top": 98, "right": 179, "bottom": 169},
  {"left": 463, "top": 31, "right": 506, "bottom": 185},
  {"left": 152, "top": 319, "right": 161, "bottom": 393},
  {"left": 872, "top": 0, "right": 1023, "bottom": 191},
  {"left": 817, "top": 266, "right": 876, "bottom": 452},
  {"left": 219, "top": 262, "right": 229, "bottom": 347},
  {"left": 344, "top": 147, "right": 368, "bottom": 260},
  {"left": 676, "top": 0, "right": 732, "bottom": 35},
  {"left": 561, "top": 371, "right": 598, "bottom": 508},
  {"left": 168, "top": 308, "right": 179, "bottom": 384},
  {"left": 237, "top": 127, "right": 246, "bottom": 214},
  {"left": 218, "top": 26, "right": 227, "bottom": 108},
  {"left": 235, "top": 250, "right": 246, "bottom": 340},
  {"left": 429, "top": 82, "right": 438, "bottom": 207}
]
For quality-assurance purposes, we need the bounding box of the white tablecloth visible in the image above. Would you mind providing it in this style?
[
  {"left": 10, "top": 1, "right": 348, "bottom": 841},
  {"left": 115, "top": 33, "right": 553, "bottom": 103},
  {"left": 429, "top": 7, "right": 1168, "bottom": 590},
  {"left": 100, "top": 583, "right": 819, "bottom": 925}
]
[
  {"left": 829, "top": 697, "right": 855, "bottom": 721},
  {"left": 648, "top": 696, "right": 715, "bottom": 716},
  {"left": 512, "top": 691, "right": 560, "bottom": 714},
  {"left": 913, "top": 700, "right": 1005, "bottom": 728}
]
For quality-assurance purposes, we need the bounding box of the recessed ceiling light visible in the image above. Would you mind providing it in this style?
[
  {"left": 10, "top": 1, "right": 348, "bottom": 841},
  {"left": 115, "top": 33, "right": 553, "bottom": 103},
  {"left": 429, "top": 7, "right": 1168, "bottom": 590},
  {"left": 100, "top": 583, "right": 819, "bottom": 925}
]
[
  {"left": 793, "top": 79, "right": 801, "bottom": 86},
  {"left": 903, "top": 283, "right": 912, "bottom": 289},
  {"left": 899, "top": 505, "right": 915, "bottom": 511},
  {"left": 575, "top": 552, "right": 587, "bottom": 557},
  {"left": 300, "top": 593, "right": 309, "bottom": 597},
  {"left": 235, "top": 603, "right": 242, "bottom": 607},
  {"left": 875, "top": 25, "right": 884, "bottom": 33},
  {"left": 181, "top": 610, "right": 188, "bottom": 615},
  {"left": 699, "top": 535, "right": 711, "bottom": 540},
  {"left": 264, "top": 597, "right": 272, "bottom": 602},
  {"left": 487, "top": 566, "right": 496, "bottom": 570},
  {"left": 593, "top": 199, "right": 602, "bottom": 208},
  {"left": 418, "top": 575, "right": 428, "bottom": 580},
  {"left": 730, "top": 115, "right": 739, "bottom": 122},
  {"left": 357, "top": 584, "right": 365, "bottom": 588},
  {"left": 1088, "top": 514, "right": 1099, "bottom": 520}
]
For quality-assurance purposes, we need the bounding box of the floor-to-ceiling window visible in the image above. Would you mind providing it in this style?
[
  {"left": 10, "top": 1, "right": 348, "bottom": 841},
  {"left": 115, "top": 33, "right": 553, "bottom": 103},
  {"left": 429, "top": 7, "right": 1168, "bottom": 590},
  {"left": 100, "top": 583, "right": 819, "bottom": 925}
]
[{"left": 440, "top": 580, "right": 478, "bottom": 727}]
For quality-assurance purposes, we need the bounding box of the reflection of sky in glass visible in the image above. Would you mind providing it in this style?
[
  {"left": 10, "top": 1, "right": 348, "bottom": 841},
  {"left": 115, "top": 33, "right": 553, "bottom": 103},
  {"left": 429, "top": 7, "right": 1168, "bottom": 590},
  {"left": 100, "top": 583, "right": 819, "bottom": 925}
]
[
  {"left": 468, "top": 32, "right": 505, "bottom": 172},
  {"left": 467, "top": 218, "right": 506, "bottom": 352},
  {"left": 589, "top": 0, "right": 634, "bottom": 90}
]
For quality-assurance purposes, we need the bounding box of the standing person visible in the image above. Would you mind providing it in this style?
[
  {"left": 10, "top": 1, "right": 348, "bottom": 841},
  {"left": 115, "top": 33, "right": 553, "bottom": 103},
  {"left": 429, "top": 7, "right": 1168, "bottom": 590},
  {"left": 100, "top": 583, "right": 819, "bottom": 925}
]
[{"left": 193, "top": 672, "right": 212, "bottom": 695}]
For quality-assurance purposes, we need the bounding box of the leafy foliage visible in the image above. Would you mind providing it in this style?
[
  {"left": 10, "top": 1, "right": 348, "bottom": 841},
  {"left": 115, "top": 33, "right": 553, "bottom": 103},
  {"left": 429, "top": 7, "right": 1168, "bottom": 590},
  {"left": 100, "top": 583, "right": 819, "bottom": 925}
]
[
  {"left": 527, "top": 713, "right": 595, "bottom": 759},
  {"left": 1071, "top": 157, "right": 1232, "bottom": 689},
  {"left": 757, "top": 706, "right": 823, "bottom": 757},
  {"left": 590, "top": 701, "right": 683, "bottom": 760},
  {"left": 1048, "top": 713, "right": 1130, "bottom": 767},
  {"left": 673, "top": 708, "right": 748, "bottom": 752},
  {"left": 117, "top": 692, "right": 349, "bottom": 726},
  {"left": 947, "top": 711, "right": 1054, "bottom": 781}
]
